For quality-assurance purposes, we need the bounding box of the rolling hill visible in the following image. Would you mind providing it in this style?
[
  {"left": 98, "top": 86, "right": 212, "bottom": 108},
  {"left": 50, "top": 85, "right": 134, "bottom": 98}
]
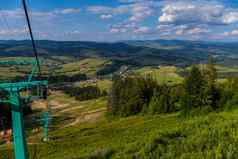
[{"left": 0, "top": 40, "right": 238, "bottom": 67}]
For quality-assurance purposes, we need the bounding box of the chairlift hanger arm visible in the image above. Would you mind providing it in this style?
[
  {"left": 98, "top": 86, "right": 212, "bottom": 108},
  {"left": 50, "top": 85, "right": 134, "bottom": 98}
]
[
  {"left": 0, "top": 80, "right": 48, "bottom": 91},
  {"left": 22, "top": 0, "right": 41, "bottom": 76}
]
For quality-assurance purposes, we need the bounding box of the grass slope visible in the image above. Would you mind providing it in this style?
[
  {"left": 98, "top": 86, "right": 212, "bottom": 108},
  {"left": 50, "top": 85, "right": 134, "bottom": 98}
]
[
  {"left": 17, "top": 109, "right": 238, "bottom": 159},
  {"left": 58, "top": 58, "right": 111, "bottom": 77},
  {"left": 1, "top": 90, "right": 238, "bottom": 159},
  {"left": 74, "top": 79, "right": 112, "bottom": 92},
  {"left": 135, "top": 66, "right": 183, "bottom": 85}
]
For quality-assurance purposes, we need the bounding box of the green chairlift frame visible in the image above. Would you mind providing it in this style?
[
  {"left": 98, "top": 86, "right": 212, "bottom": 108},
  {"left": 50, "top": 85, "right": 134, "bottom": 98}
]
[
  {"left": 0, "top": 0, "right": 49, "bottom": 159},
  {"left": 37, "top": 109, "right": 51, "bottom": 142},
  {"left": 0, "top": 61, "right": 48, "bottom": 159}
]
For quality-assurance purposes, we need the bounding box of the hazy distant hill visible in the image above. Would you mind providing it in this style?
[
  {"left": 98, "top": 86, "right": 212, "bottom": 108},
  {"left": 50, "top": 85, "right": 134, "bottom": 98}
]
[{"left": 0, "top": 40, "right": 237, "bottom": 67}]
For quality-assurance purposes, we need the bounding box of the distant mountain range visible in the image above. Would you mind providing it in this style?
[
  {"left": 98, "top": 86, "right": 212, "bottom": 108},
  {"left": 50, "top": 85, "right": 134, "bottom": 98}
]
[{"left": 0, "top": 39, "right": 238, "bottom": 67}]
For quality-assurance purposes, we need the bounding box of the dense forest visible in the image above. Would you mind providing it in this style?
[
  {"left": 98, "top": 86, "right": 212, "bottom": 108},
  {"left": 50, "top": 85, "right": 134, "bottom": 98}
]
[
  {"left": 63, "top": 85, "right": 107, "bottom": 101},
  {"left": 108, "top": 57, "right": 238, "bottom": 117}
]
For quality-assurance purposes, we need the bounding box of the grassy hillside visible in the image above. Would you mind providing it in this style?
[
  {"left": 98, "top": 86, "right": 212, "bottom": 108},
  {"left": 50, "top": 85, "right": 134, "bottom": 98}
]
[
  {"left": 190, "top": 64, "right": 238, "bottom": 79},
  {"left": 74, "top": 79, "right": 112, "bottom": 92},
  {"left": 0, "top": 57, "right": 111, "bottom": 80},
  {"left": 2, "top": 53, "right": 238, "bottom": 159},
  {"left": 135, "top": 66, "right": 184, "bottom": 85},
  {"left": 1, "top": 39, "right": 238, "bottom": 67},
  {"left": 1, "top": 91, "right": 238, "bottom": 159},
  {"left": 1, "top": 68, "right": 238, "bottom": 159},
  {"left": 0, "top": 56, "right": 66, "bottom": 80},
  {"left": 35, "top": 109, "right": 238, "bottom": 159},
  {"left": 57, "top": 58, "right": 111, "bottom": 77}
]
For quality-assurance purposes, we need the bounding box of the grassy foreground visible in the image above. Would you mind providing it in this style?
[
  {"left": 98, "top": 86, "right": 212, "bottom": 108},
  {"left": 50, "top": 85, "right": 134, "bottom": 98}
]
[
  {"left": 2, "top": 93, "right": 238, "bottom": 159},
  {"left": 27, "top": 109, "right": 238, "bottom": 159}
]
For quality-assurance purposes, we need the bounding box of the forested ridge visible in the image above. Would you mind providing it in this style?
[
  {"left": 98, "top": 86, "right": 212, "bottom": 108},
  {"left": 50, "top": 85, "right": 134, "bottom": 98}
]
[{"left": 108, "top": 57, "right": 238, "bottom": 117}]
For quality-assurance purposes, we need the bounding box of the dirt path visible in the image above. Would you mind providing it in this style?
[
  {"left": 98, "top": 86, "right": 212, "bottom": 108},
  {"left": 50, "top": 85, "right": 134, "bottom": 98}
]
[
  {"left": 50, "top": 100, "right": 70, "bottom": 110},
  {"left": 65, "top": 107, "right": 106, "bottom": 127},
  {"left": 44, "top": 97, "right": 106, "bottom": 127}
]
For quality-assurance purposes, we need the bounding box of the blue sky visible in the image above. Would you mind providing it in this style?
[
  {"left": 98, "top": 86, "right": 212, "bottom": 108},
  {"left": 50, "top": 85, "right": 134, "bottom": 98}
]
[{"left": 1, "top": 0, "right": 238, "bottom": 41}]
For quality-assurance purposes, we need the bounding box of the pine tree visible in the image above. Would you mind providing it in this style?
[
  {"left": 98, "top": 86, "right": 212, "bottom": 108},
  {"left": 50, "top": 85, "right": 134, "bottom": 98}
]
[
  {"left": 148, "top": 89, "right": 161, "bottom": 114},
  {"left": 181, "top": 65, "right": 207, "bottom": 113},
  {"left": 206, "top": 56, "right": 217, "bottom": 86},
  {"left": 204, "top": 56, "right": 219, "bottom": 109}
]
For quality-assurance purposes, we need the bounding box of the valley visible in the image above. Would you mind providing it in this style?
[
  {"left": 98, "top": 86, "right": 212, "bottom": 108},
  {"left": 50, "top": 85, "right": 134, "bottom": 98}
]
[{"left": 1, "top": 39, "right": 238, "bottom": 159}]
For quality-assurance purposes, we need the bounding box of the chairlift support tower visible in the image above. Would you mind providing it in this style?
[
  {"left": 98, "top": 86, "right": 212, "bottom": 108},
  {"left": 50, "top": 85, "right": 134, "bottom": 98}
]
[{"left": 0, "top": 0, "right": 49, "bottom": 159}]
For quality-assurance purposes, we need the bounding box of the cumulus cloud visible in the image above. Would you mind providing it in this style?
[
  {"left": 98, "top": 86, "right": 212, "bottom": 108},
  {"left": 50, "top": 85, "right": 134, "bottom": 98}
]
[
  {"left": 0, "top": 8, "right": 81, "bottom": 19},
  {"left": 110, "top": 21, "right": 152, "bottom": 35},
  {"left": 54, "top": 8, "right": 81, "bottom": 15},
  {"left": 110, "top": 28, "right": 120, "bottom": 33},
  {"left": 187, "top": 28, "right": 209, "bottom": 35},
  {"left": 69, "top": 30, "right": 80, "bottom": 34},
  {"left": 0, "top": 8, "right": 25, "bottom": 19},
  {"left": 129, "top": 4, "right": 153, "bottom": 22},
  {"left": 222, "top": 29, "right": 238, "bottom": 36},
  {"left": 0, "top": 28, "right": 27, "bottom": 36},
  {"left": 88, "top": 2, "right": 154, "bottom": 22},
  {"left": 109, "top": 21, "right": 136, "bottom": 34},
  {"left": 124, "top": 22, "right": 137, "bottom": 28},
  {"left": 64, "top": 30, "right": 81, "bottom": 37},
  {"left": 100, "top": 14, "right": 113, "bottom": 19},
  {"left": 87, "top": 5, "right": 132, "bottom": 15},
  {"left": 157, "top": 24, "right": 173, "bottom": 30},
  {"left": 175, "top": 25, "right": 209, "bottom": 35},
  {"left": 158, "top": 1, "right": 238, "bottom": 25},
  {"left": 133, "top": 26, "right": 151, "bottom": 34},
  {"left": 119, "top": 0, "right": 147, "bottom": 3},
  {"left": 222, "top": 12, "right": 238, "bottom": 24},
  {"left": 110, "top": 27, "right": 127, "bottom": 33},
  {"left": 87, "top": 6, "right": 114, "bottom": 14}
]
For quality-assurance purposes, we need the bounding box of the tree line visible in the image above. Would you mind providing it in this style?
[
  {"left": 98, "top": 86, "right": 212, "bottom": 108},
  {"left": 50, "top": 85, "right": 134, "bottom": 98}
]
[
  {"left": 108, "top": 57, "right": 238, "bottom": 117},
  {"left": 0, "top": 73, "right": 88, "bottom": 84},
  {"left": 63, "top": 85, "right": 107, "bottom": 101}
]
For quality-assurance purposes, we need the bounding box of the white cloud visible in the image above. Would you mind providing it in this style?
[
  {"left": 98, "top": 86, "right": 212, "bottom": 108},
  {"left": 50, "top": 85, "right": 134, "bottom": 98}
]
[
  {"left": 70, "top": 30, "right": 81, "bottom": 34},
  {"left": 119, "top": 0, "right": 146, "bottom": 3},
  {"left": 100, "top": 14, "right": 113, "bottom": 19},
  {"left": 124, "top": 22, "right": 137, "bottom": 28},
  {"left": 88, "top": 2, "right": 154, "bottom": 22},
  {"left": 129, "top": 4, "right": 153, "bottom": 22},
  {"left": 0, "top": 28, "right": 27, "bottom": 36},
  {"left": 110, "top": 28, "right": 120, "bottom": 33},
  {"left": 87, "top": 6, "right": 113, "bottom": 14},
  {"left": 159, "top": 14, "right": 176, "bottom": 23},
  {"left": 0, "top": 8, "right": 81, "bottom": 19},
  {"left": 175, "top": 25, "right": 188, "bottom": 35},
  {"left": 157, "top": 24, "right": 172, "bottom": 30},
  {"left": 222, "top": 12, "right": 238, "bottom": 24},
  {"left": 114, "top": 5, "right": 131, "bottom": 14},
  {"left": 109, "top": 22, "right": 136, "bottom": 34},
  {"left": 110, "top": 27, "right": 127, "bottom": 33},
  {"left": 64, "top": 30, "right": 81, "bottom": 36},
  {"left": 158, "top": 1, "right": 238, "bottom": 25},
  {"left": 1, "top": 8, "right": 25, "bottom": 19},
  {"left": 187, "top": 27, "right": 209, "bottom": 35},
  {"left": 172, "top": 25, "right": 210, "bottom": 36},
  {"left": 54, "top": 8, "right": 81, "bottom": 15},
  {"left": 133, "top": 26, "right": 151, "bottom": 34},
  {"left": 87, "top": 5, "right": 131, "bottom": 15},
  {"left": 175, "top": 25, "right": 210, "bottom": 35},
  {"left": 110, "top": 22, "right": 152, "bottom": 35},
  {"left": 222, "top": 29, "right": 238, "bottom": 36}
]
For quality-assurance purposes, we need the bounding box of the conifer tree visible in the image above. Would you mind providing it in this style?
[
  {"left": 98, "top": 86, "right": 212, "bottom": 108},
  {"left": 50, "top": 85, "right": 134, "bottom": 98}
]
[
  {"left": 204, "top": 56, "right": 219, "bottom": 109},
  {"left": 206, "top": 56, "right": 217, "bottom": 86},
  {"left": 181, "top": 65, "right": 206, "bottom": 113}
]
